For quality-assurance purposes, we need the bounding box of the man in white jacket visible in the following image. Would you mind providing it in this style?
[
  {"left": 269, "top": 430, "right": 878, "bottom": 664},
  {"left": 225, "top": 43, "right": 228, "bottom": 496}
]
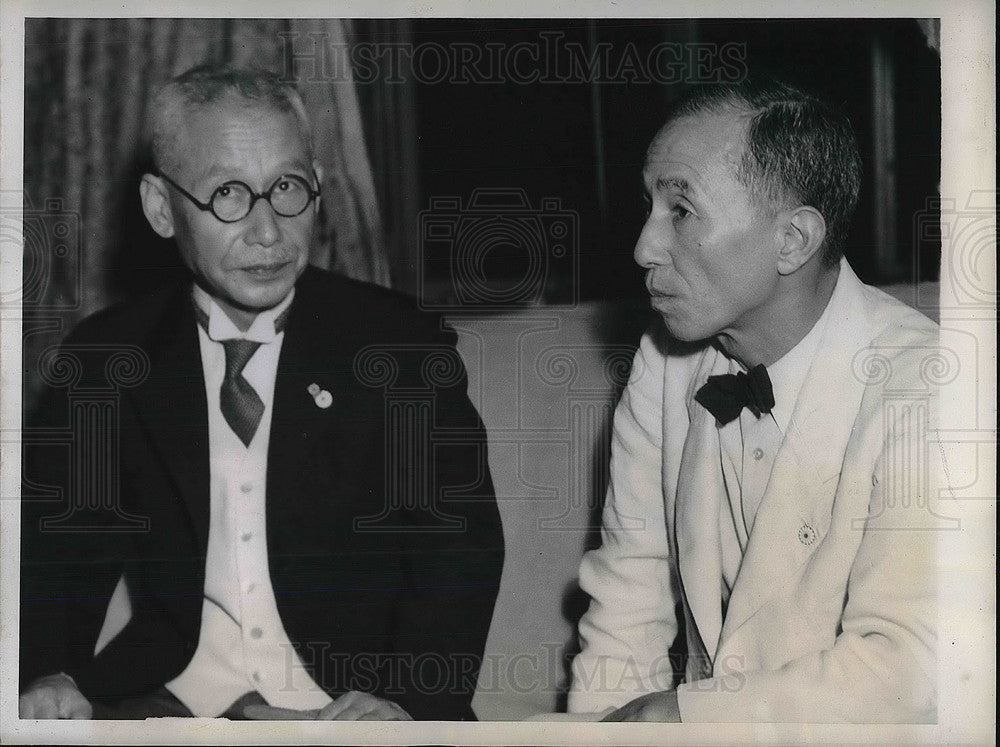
[{"left": 568, "top": 76, "right": 940, "bottom": 722}]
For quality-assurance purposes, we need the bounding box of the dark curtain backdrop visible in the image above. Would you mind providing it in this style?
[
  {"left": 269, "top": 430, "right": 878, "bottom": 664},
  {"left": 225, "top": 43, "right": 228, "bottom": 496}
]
[
  {"left": 20, "top": 17, "right": 942, "bottom": 413},
  {"left": 22, "top": 18, "right": 390, "bottom": 412}
]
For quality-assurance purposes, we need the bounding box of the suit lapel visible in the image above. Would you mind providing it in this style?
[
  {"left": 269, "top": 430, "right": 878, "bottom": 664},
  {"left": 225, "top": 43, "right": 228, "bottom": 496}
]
[
  {"left": 266, "top": 270, "right": 354, "bottom": 516},
  {"left": 673, "top": 345, "right": 729, "bottom": 663},
  {"left": 125, "top": 271, "right": 354, "bottom": 574},
  {"left": 721, "top": 261, "right": 875, "bottom": 640},
  {"left": 127, "top": 286, "right": 211, "bottom": 554}
]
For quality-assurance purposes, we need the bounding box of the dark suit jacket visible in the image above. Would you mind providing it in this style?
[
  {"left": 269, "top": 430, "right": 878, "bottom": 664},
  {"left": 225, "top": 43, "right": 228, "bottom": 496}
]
[{"left": 21, "top": 266, "right": 504, "bottom": 720}]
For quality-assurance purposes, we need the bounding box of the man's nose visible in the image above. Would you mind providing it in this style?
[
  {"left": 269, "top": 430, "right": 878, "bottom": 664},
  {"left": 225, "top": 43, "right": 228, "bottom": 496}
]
[
  {"left": 243, "top": 198, "right": 280, "bottom": 247},
  {"left": 633, "top": 217, "right": 665, "bottom": 269}
]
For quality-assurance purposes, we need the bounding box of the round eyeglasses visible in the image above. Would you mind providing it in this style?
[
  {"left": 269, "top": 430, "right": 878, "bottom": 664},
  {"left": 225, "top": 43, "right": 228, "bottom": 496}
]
[{"left": 157, "top": 172, "right": 321, "bottom": 223}]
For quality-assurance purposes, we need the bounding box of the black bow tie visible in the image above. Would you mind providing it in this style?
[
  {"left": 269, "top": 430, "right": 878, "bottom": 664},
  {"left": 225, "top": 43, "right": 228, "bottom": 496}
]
[{"left": 695, "top": 363, "right": 775, "bottom": 425}]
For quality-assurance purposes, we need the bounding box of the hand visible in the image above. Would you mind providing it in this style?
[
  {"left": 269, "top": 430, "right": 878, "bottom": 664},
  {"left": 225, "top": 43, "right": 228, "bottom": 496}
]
[
  {"left": 243, "top": 691, "right": 412, "bottom": 721},
  {"left": 19, "top": 672, "right": 93, "bottom": 719},
  {"left": 602, "top": 690, "right": 681, "bottom": 722},
  {"left": 315, "top": 691, "right": 412, "bottom": 721}
]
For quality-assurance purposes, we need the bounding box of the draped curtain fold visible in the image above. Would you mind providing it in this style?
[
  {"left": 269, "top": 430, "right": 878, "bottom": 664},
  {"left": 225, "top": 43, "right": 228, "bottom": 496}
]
[{"left": 22, "top": 18, "right": 389, "bottom": 412}]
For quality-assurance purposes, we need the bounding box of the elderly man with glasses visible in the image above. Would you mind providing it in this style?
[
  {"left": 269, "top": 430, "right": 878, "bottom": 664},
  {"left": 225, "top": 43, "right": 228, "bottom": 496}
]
[{"left": 20, "top": 64, "right": 504, "bottom": 722}]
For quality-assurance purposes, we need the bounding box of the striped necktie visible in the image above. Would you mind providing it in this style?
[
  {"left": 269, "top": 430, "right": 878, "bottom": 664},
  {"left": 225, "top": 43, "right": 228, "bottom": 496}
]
[{"left": 195, "top": 301, "right": 292, "bottom": 447}]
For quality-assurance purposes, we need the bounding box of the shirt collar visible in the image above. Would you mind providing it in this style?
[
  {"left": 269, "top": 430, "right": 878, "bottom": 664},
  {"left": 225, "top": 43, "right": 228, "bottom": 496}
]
[
  {"left": 192, "top": 284, "right": 295, "bottom": 344},
  {"left": 726, "top": 269, "right": 840, "bottom": 433},
  {"left": 765, "top": 276, "right": 839, "bottom": 431}
]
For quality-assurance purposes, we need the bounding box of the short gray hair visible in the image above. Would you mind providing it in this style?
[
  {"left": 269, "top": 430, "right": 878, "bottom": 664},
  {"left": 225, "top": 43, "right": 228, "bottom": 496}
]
[
  {"left": 664, "top": 76, "right": 862, "bottom": 267},
  {"left": 148, "top": 63, "right": 313, "bottom": 176}
]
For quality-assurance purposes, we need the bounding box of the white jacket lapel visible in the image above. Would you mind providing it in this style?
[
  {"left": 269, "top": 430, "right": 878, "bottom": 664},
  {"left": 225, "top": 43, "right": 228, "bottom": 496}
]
[
  {"left": 721, "top": 261, "right": 875, "bottom": 640},
  {"left": 673, "top": 345, "right": 729, "bottom": 663}
]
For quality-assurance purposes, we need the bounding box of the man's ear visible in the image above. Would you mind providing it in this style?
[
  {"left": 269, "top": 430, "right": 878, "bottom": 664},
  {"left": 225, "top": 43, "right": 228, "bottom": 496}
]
[
  {"left": 312, "top": 160, "right": 324, "bottom": 211},
  {"left": 139, "top": 174, "right": 176, "bottom": 239},
  {"left": 776, "top": 206, "right": 826, "bottom": 276}
]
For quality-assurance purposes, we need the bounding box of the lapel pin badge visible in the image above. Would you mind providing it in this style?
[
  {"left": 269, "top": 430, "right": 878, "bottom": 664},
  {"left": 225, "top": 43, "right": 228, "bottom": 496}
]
[{"left": 308, "top": 382, "right": 333, "bottom": 409}]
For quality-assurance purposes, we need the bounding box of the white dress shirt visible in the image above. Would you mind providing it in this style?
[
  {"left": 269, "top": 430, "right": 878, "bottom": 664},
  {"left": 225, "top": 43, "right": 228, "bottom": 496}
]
[
  {"left": 165, "top": 286, "right": 332, "bottom": 716},
  {"left": 717, "top": 297, "right": 834, "bottom": 612}
]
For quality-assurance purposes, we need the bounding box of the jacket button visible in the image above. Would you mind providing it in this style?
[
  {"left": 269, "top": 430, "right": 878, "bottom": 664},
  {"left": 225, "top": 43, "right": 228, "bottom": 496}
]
[{"left": 798, "top": 523, "right": 817, "bottom": 545}]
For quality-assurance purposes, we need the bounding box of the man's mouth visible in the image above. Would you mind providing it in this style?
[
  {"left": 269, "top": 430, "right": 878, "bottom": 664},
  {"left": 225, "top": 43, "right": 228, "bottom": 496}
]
[
  {"left": 645, "top": 273, "right": 669, "bottom": 298},
  {"left": 242, "top": 261, "right": 291, "bottom": 278}
]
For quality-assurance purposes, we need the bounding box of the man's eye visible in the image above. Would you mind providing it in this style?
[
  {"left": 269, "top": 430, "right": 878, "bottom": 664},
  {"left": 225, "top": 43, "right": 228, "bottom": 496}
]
[
  {"left": 217, "top": 186, "right": 232, "bottom": 198},
  {"left": 276, "top": 177, "right": 307, "bottom": 194},
  {"left": 671, "top": 204, "right": 691, "bottom": 221}
]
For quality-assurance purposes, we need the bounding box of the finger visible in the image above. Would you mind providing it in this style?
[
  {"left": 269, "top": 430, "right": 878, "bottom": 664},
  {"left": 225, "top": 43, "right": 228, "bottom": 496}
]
[
  {"left": 18, "top": 694, "right": 38, "bottom": 719},
  {"left": 357, "top": 706, "right": 410, "bottom": 721},
  {"left": 354, "top": 704, "right": 391, "bottom": 721},
  {"left": 20, "top": 692, "right": 56, "bottom": 719},
  {"left": 381, "top": 704, "right": 413, "bottom": 721},
  {"left": 330, "top": 705, "right": 366, "bottom": 721},
  {"left": 316, "top": 691, "right": 365, "bottom": 720},
  {"left": 59, "top": 690, "right": 93, "bottom": 720},
  {"left": 64, "top": 698, "right": 93, "bottom": 719},
  {"left": 242, "top": 704, "right": 321, "bottom": 720}
]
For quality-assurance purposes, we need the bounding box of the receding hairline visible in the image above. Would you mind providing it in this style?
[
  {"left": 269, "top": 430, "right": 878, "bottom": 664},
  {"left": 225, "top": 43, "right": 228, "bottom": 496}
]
[
  {"left": 648, "top": 103, "right": 756, "bottom": 156},
  {"left": 644, "top": 109, "right": 764, "bottom": 191},
  {"left": 651, "top": 105, "right": 798, "bottom": 212},
  {"left": 148, "top": 76, "right": 315, "bottom": 176},
  {"left": 648, "top": 78, "right": 863, "bottom": 265}
]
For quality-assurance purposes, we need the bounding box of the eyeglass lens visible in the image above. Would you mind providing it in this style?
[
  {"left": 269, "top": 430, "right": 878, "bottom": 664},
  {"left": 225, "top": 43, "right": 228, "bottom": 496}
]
[{"left": 211, "top": 175, "right": 314, "bottom": 221}]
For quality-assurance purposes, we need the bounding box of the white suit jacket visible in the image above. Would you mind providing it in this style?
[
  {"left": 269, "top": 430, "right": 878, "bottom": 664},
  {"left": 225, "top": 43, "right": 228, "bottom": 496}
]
[{"left": 569, "top": 260, "right": 940, "bottom": 722}]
